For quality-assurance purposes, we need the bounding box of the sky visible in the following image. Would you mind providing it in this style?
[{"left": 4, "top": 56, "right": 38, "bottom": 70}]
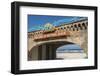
[
  {"left": 28, "top": 15, "right": 87, "bottom": 32},
  {"left": 56, "top": 44, "right": 83, "bottom": 52}
]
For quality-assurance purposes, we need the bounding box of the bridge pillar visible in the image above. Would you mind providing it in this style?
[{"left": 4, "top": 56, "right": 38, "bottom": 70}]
[
  {"left": 79, "top": 30, "right": 88, "bottom": 57},
  {"left": 45, "top": 44, "right": 56, "bottom": 60}
]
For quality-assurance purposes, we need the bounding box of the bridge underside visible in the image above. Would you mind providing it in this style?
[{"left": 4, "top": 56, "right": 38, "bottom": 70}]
[{"left": 28, "top": 41, "right": 74, "bottom": 61}]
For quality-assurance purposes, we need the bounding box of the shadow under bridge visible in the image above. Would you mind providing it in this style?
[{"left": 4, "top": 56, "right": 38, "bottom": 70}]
[{"left": 28, "top": 41, "right": 74, "bottom": 61}]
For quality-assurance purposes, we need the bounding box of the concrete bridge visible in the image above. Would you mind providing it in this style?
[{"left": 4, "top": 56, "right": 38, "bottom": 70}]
[{"left": 28, "top": 19, "right": 88, "bottom": 60}]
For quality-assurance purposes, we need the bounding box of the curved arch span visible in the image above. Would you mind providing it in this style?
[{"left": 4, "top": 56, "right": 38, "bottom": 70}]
[{"left": 28, "top": 41, "right": 76, "bottom": 61}]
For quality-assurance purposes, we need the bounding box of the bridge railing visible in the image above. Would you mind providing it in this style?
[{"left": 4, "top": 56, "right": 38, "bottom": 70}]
[{"left": 33, "top": 30, "right": 70, "bottom": 41}]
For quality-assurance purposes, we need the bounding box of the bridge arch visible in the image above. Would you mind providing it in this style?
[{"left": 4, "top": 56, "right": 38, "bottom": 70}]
[{"left": 28, "top": 40, "right": 83, "bottom": 61}]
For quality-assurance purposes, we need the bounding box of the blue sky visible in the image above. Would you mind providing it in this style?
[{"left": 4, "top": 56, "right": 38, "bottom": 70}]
[
  {"left": 28, "top": 15, "right": 87, "bottom": 32},
  {"left": 56, "top": 44, "right": 83, "bottom": 52}
]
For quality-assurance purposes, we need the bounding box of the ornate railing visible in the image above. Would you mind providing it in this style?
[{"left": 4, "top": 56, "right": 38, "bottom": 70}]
[{"left": 33, "top": 31, "right": 70, "bottom": 41}]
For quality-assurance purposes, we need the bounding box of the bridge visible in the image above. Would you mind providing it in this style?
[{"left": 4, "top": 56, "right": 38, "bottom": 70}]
[{"left": 28, "top": 19, "right": 88, "bottom": 60}]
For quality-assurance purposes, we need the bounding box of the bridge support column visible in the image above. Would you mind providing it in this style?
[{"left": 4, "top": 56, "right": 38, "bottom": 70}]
[
  {"left": 41, "top": 45, "right": 46, "bottom": 60},
  {"left": 38, "top": 45, "right": 42, "bottom": 60},
  {"left": 80, "top": 40, "right": 88, "bottom": 58},
  {"left": 80, "top": 30, "right": 88, "bottom": 58},
  {"left": 45, "top": 44, "right": 56, "bottom": 60}
]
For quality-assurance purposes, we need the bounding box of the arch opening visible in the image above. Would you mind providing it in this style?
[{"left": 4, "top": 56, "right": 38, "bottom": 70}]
[
  {"left": 74, "top": 24, "right": 78, "bottom": 31},
  {"left": 56, "top": 44, "right": 86, "bottom": 59},
  {"left": 82, "top": 23, "right": 87, "bottom": 29},
  {"left": 78, "top": 24, "right": 83, "bottom": 30}
]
